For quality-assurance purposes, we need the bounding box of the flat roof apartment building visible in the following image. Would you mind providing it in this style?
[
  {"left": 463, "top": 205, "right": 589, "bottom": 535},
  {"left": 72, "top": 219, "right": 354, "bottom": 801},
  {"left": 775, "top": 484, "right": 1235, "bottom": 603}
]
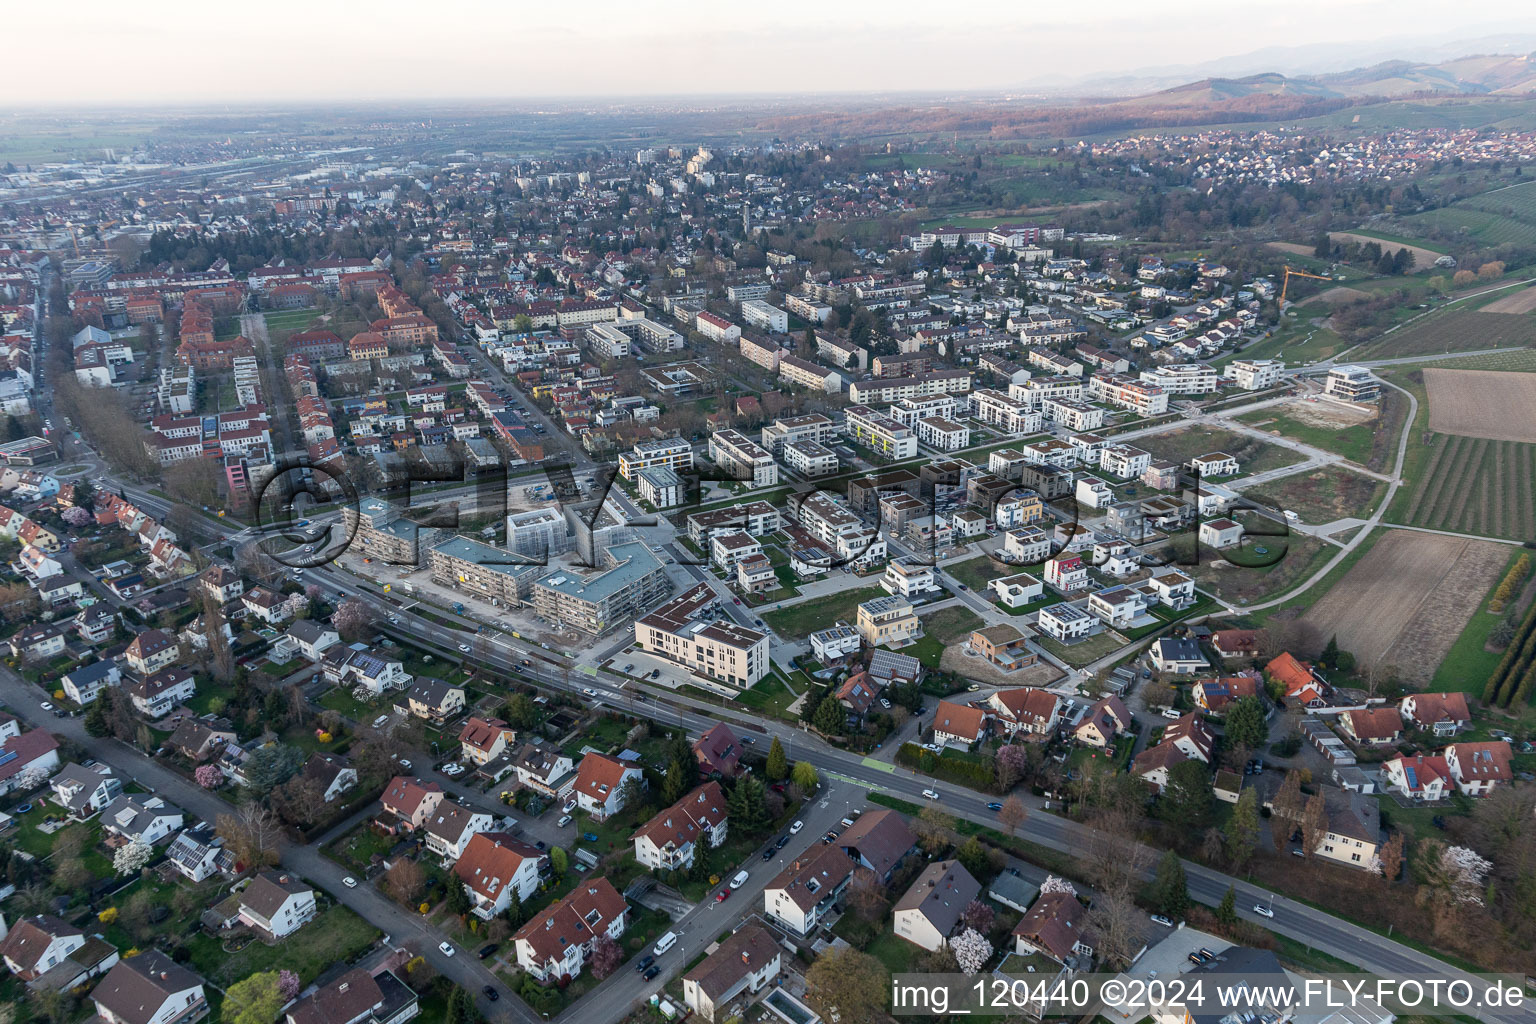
[
  {"left": 619, "top": 437, "right": 693, "bottom": 481},
  {"left": 761, "top": 413, "right": 837, "bottom": 455},
  {"left": 429, "top": 536, "right": 544, "bottom": 605},
  {"left": 844, "top": 404, "right": 918, "bottom": 460},
  {"left": 530, "top": 542, "right": 671, "bottom": 635},
  {"left": 1325, "top": 365, "right": 1380, "bottom": 403},
  {"left": 1224, "top": 358, "right": 1283, "bottom": 391},
  {"left": 1087, "top": 372, "right": 1170, "bottom": 416},
  {"left": 634, "top": 583, "right": 770, "bottom": 688},
  {"left": 344, "top": 498, "right": 431, "bottom": 566},
  {"left": 970, "top": 388, "right": 1043, "bottom": 435},
  {"left": 708, "top": 430, "right": 778, "bottom": 486}
]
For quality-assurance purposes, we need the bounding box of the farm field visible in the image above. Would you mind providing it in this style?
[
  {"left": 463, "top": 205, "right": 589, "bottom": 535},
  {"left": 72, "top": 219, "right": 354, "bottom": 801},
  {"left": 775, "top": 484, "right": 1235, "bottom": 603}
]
[
  {"left": 1245, "top": 465, "right": 1385, "bottom": 526},
  {"left": 1413, "top": 348, "right": 1536, "bottom": 373},
  {"left": 1351, "top": 309, "right": 1536, "bottom": 360},
  {"left": 1395, "top": 434, "right": 1536, "bottom": 541},
  {"left": 1424, "top": 369, "right": 1536, "bottom": 442},
  {"left": 1398, "top": 178, "right": 1536, "bottom": 248},
  {"left": 1300, "top": 531, "right": 1509, "bottom": 686},
  {"left": 1480, "top": 285, "right": 1536, "bottom": 314},
  {"left": 1140, "top": 425, "right": 1307, "bottom": 478},
  {"left": 1235, "top": 399, "right": 1379, "bottom": 465}
]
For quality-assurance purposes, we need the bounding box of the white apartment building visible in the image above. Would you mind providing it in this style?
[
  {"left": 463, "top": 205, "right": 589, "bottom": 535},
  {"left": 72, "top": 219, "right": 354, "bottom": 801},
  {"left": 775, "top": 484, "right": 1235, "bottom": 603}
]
[
  {"left": 1011, "top": 376, "right": 1083, "bottom": 407},
  {"left": 1003, "top": 526, "right": 1052, "bottom": 563},
  {"left": 1139, "top": 362, "right": 1220, "bottom": 394},
  {"left": 844, "top": 404, "right": 919, "bottom": 460},
  {"left": 695, "top": 312, "right": 741, "bottom": 345},
  {"left": 709, "top": 429, "right": 778, "bottom": 486},
  {"left": 783, "top": 439, "right": 838, "bottom": 477},
  {"left": 637, "top": 467, "right": 683, "bottom": 508},
  {"left": 710, "top": 530, "right": 763, "bottom": 572},
  {"left": 882, "top": 558, "right": 939, "bottom": 598},
  {"left": 849, "top": 370, "right": 972, "bottom": 405},
  {"left": 761, "top": 413, "right": 837, "bottom": 455},
  {"left": 1020, "top": 438, "right": 1077, "bottom": 469},
  {"left": 1040, "top": 397, "right": 1105, "bottom": 431},
  {"left": 1099, "top": 444, "right": 1152, "bottom": 479},
  {"left": 740, "top": 299, "right": 789, "bottom": 334},
  {"left": 634, "top": 584, "right": 771, "bottom": 688},
  {"left": 619, "top": 436, "right": 693, "bottom": 480},
  {"left": 1087, "top": 373, "right": 1170, "bottom": 416},
  {"left": 1037, "top": 603, "right": 1095, "bottom": 641},
  {"left": 1224, "top": 358, "right": 1284, "bottom": 390},
  {"left": 779, "top": 354, "right": 842, "bottom": 393},
  {"left": 1076, "top": 476, "right": 1114, "bottom": 509},
  {"left": 888, "top": 394, "right": 959, "bottom": 427},
  {"left": 1325, "top": 364, "right": 1380, "bottom": 403},
  {"left": 738, "top": 335, "right": 783, "bottom": 371},
  {"left": 917, "top": 416, "right": 970, "bottom": 451},
  {"left": 970, "top": 388, "right": 1043, "bottom": 435}
]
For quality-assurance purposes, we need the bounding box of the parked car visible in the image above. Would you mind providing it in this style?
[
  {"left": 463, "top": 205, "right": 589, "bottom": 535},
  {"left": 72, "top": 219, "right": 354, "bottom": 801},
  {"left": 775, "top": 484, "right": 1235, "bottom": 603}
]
[
  {"left": 562, "top": 799, "right": 577, "bottom": 814},
  {"left": 582, "top": 832, "right": 599, "bottom": 842},
  {"left": 483, "top": 986, "right": 499, "bottom": 1002},
  {"left": 643, "top": 966, "right": 661, "bottom": 981},
  {"left": 478, "top": 944, "right": 498, "bottom": 960},
  {"left": 557, "top": 815, "right": 573, "bottom": 827},
  {"left": 634, "top": 955, "right": 654, "bottom": 974},
  {"left": 342, "top": 876, "right": 358, "bottom": 888},
  {"left": 439, "top": 942, "right": 456, "bottom": 957},
  {"left": 715, "top": 889, "right": 731, "bottom": 902},
  {"left": 1150, "top": 915, "right": 1173, "bottom": 927},
  {"left": 789, "top": 820, "right": 804, "bottom": 834}
]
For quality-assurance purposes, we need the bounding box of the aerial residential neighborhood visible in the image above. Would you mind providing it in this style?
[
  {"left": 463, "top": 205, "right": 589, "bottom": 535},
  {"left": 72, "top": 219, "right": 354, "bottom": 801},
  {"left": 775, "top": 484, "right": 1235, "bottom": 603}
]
[{"left": 2, "top": 7, "right": 1536, "bottom": 1024}]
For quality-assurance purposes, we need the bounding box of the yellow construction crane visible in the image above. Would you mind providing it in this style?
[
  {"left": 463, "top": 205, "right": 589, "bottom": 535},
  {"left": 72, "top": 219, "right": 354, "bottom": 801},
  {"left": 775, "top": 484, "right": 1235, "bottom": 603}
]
[{"left": 1280, "top": 265, "right": 1331, "bottom": 305}]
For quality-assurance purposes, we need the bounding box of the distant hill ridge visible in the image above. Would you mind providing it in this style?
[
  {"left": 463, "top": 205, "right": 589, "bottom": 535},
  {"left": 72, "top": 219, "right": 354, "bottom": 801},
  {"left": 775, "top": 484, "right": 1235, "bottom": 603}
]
[{"left": 1121, "top": 52, "right": 1536, "bottom": 107}]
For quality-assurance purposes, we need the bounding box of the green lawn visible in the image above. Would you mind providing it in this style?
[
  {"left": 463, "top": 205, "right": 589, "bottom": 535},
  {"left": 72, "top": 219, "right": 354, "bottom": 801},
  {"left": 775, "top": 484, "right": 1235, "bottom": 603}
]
[
  {"left": 319, "top": 686, "right": 384, "bottom": 721},
  {"left": 762, "top": 586, "right": 886, "bottom": 637},
  {"left": 946, "top": 555, "right": 1008, "bottom": 592},
  {"left": 1037, "top": 630, "right": 1125, "bottom": 667},
  {"left": 328, "top": 822, "right": 397, "bottom": 873},
  {"left": 864, "top": 930, "right": 918, "bottom": 973},
  {"left": 737, "top": 674, "right": 799, "bottom": 718},
  {"left": 187, "top": 904, "right": 381, "bottom": 987}
]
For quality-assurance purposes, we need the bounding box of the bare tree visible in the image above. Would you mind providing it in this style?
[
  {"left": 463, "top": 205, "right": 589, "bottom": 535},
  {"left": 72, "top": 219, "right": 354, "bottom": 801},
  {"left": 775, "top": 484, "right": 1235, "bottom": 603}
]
[
  {"left": 998, "top": 795, "right": 1028, "bottom": 837},
  {"left": 1083, "top": 808, "right": 1151, "bottom": 897},
  {"left": 1300, "top": 794, "right": 1329, "bottom": 859},
  {"left": 386, "top": 858, "right": 426, "bottom": 906},
  {"left": 201, "top": 591, "right": 234, "bottom": 683},
  {"left": 217, "top": 802, "right": 284, "bottom": 868},
  {"left": 1086, "top": 887, "right": 1142, "bottom": 971}
]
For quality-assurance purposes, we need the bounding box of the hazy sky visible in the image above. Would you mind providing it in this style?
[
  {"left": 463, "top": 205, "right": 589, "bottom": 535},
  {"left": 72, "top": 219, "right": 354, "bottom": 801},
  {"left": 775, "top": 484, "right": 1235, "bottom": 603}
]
[{"left": 11, "top": 0, "right": 1536, "bottom": 105}]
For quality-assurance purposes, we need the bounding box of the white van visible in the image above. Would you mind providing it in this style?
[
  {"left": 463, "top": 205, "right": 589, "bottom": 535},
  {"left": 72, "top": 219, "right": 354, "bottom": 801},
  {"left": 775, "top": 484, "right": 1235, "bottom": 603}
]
[
  {"left": 730, "top": 870, "right": 749, "bottom": 890},
  {"left": 653, "top": 931, "right": 679, "bottom": 956}
]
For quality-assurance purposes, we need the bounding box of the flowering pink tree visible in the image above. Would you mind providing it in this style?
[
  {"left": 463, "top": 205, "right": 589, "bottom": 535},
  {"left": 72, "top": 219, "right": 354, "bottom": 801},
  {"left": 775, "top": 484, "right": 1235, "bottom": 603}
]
[
  {"left": 277, "top": 970, "right": 301, "bottom": 1001},
  {"left": 62, "top": 506, "right": 93, "bottom": 528},
  {"left": 589, "top": 935, "right": 623, "bottom": 979},
  {"left": 194, "top": 764, "right": 223, "bottom": 789},
  {"left": 961, "top": 899, "right": 994, "bottom": 934}
]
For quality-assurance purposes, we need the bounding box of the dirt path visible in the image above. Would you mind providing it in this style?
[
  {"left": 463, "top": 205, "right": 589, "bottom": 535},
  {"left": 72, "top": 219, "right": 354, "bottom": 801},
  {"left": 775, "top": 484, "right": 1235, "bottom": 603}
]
[{"left": 1328, "top": 232, "right": 1441, "bottom": 271}]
